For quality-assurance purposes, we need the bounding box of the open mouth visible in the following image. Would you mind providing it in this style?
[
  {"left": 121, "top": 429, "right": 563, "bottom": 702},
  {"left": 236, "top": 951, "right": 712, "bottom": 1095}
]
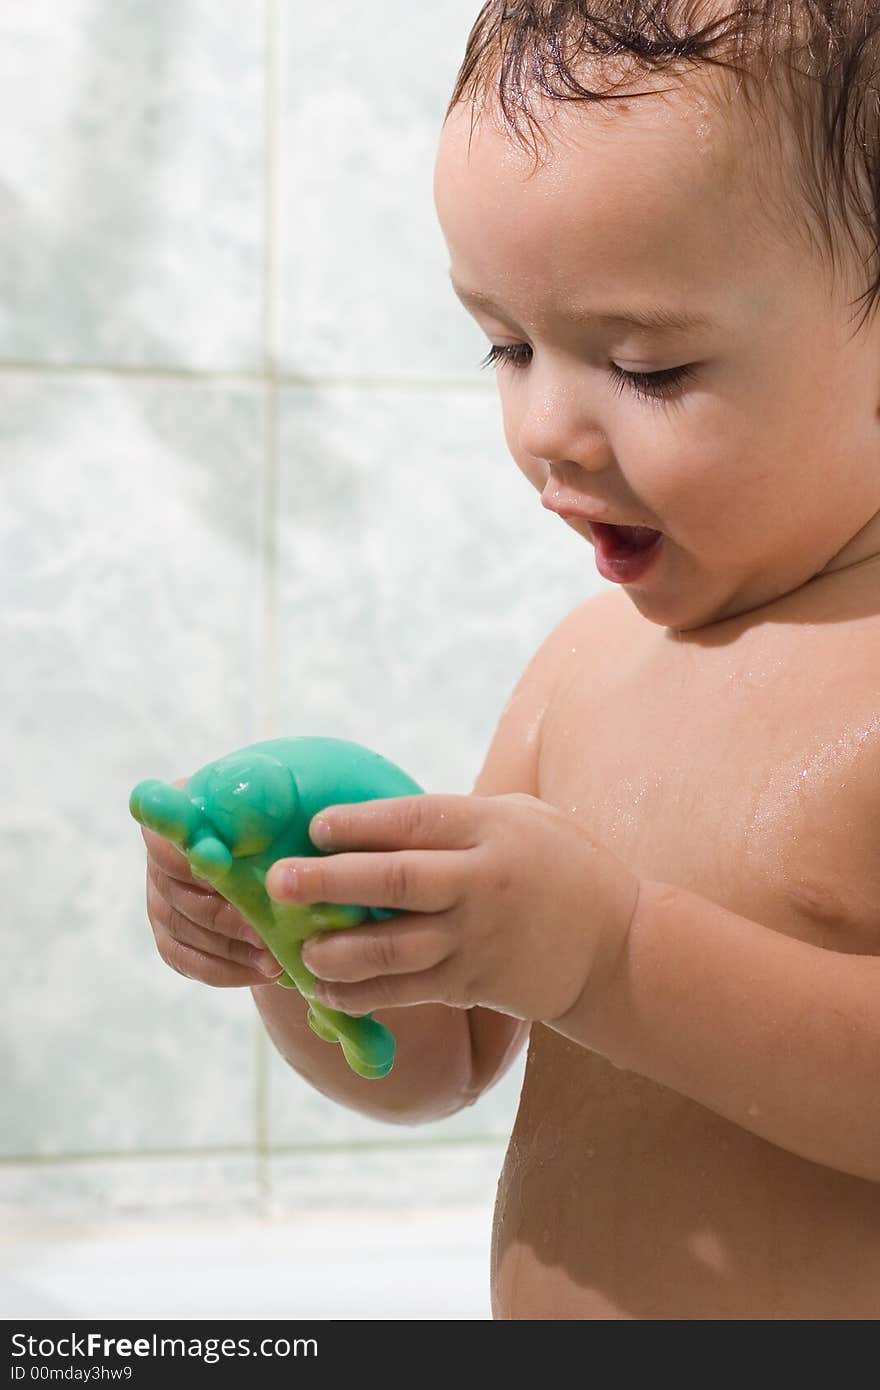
[
  {"left": 598, "top": 523, "right": 663, "bottom": 552},
  {"left": 590, "top": 522, "right": 664, "bottom": 583}
]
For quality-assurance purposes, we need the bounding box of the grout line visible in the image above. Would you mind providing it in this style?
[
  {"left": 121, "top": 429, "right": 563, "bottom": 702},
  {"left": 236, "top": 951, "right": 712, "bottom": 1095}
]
[
  {"left": 0, "top": 1135, "right": 506, "bottom": 1169},
  {"left": 255, "top": 1022, "right": 271, "bottom": 1201},
  {"left": 0, "top": 359, "right": 493, "bottom": 393},
  {"left": 256, "top": 382, "right": 280, "bottom": 744},
  {"left": 254, "top": 0, "right": 283, "bottom": 1203},
  {"left": 263, "top": 0, "right": 281, "bottom": 381}
]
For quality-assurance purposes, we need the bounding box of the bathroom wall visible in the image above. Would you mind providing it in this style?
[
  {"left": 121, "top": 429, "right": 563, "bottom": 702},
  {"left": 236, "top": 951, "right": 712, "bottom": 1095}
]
[{"left": 1, "top": 0, "right": 606, "bottom": 1229}]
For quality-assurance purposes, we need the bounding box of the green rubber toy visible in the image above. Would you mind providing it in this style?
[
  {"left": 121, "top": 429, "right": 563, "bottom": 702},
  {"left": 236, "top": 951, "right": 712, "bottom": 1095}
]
[{"left": 129, "top": 737, "right": 424, "bottom": 1079}]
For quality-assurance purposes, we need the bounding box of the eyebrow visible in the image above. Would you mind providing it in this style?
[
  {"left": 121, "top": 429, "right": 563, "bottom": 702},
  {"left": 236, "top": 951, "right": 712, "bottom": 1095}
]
[{"left": 449, "top": 276, "right": 716, "bottom": 335}]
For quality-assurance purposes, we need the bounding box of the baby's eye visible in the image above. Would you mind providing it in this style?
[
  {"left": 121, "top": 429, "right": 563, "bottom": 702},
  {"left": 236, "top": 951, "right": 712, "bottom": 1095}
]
[
  {"left": 479, "top": 343, "right": 697, "bottom": 402},
  {"left": 480, "top": 343, "right": 533, "bottom": 371},
  {"left": 608, "top": 362, "right": 698, "bottom": 401}
]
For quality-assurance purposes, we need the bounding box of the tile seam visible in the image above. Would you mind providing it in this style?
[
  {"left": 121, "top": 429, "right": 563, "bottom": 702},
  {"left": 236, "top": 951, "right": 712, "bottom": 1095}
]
[
  {"left": 0, "top": 361, "right": 493, "bottom": 393},
  {"left": 0, "top": 1135, "right": 505, "bottom": 1168}
]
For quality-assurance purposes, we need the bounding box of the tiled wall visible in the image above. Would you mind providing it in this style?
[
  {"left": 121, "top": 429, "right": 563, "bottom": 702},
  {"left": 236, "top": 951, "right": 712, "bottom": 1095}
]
[{"left": 2, "top": 0, "right": 606, "bottom": 1228}]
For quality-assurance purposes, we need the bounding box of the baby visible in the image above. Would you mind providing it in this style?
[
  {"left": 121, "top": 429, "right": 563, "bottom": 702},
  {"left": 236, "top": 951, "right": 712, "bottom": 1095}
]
[{"left": 142, "top": 2, "right": 880, "bottom": 1318}]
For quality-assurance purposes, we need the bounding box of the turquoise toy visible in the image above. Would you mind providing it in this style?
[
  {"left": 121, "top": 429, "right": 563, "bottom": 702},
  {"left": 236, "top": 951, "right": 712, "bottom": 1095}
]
[{"left": 129, "top": 737, "right": 424, "bottom": 1080}]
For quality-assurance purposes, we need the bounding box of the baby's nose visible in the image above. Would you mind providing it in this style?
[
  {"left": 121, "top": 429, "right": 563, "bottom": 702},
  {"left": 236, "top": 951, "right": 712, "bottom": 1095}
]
[{"left": 517, "top": 376, "right": 610, "bottom": 473}]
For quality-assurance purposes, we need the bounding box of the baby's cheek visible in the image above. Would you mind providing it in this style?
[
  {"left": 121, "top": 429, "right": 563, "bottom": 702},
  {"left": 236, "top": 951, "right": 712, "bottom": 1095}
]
[{"left": 499, "top": 413, "right": 545, "bottom": 491}]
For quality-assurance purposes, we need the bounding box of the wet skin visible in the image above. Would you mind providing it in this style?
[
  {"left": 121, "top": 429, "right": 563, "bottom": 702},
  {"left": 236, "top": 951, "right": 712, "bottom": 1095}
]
[
  {"left": 434, "top": 75, "right": 880, "bottom": 1317},
  {"left": 491, "top": 581, "right": 880, "bottom": 1318}
]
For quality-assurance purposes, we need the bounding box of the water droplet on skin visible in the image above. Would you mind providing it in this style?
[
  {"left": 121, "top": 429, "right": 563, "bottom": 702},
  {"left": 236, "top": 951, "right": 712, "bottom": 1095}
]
[
  {"left": 744, "top": 713, "right": 880, "bottom": 873},
  {"left": 526, "top": 701, "right": 548, "bottom": 748},
  {"left": 687, "top": 1226, "right": 729, "bottom": 1274}
]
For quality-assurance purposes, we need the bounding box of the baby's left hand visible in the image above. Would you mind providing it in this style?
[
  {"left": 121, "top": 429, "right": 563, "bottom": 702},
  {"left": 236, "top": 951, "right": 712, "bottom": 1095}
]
[{"left": 265, "top": 793, "right": 642, "bottom": 1024}]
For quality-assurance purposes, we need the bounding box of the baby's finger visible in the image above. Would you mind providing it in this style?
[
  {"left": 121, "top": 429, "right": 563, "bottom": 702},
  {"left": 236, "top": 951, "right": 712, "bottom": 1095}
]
[
  {"left": 312, "top": 963, "right": 455, "bottom": 1016},
  {"left": 309, "top": 793, "right": 480, "bottom": 853},
  {"left": 141, "top": 824, "right": 196, "bottom": 883},
  {"left": 302, "top": 915, "right": 453, "bottom": 984},
  {"left": 161, "top": 930, "right": 280, "bottom": 989},
  {"left": 147, "top": 858, "right": 264, "bottom": 949},
  {"left": 147, "top": 874, "right": 281, "bottom": 980},
  {"left": 266, "top": 848, "right": 466, "bottom": 913}
]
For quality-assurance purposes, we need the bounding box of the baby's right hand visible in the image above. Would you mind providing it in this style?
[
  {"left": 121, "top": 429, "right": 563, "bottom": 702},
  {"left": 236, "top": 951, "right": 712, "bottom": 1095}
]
[{"left": 142, "top": 779, "right": 282, "bottom": 987}]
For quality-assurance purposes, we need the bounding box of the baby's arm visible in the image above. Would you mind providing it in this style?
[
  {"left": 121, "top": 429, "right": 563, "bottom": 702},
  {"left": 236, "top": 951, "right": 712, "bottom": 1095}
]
[
  {"left": 248, "top": 685, "right": 545, "bottom": 1121},
  {"left": 146, "top": 801, "right": 525, "bottom": 1123},
  {"left": 248, "top": 622, "right": 578, "bottom": 1122},
  {"left": 553, "top": 874, "right": 880, "bottom": 1181}
]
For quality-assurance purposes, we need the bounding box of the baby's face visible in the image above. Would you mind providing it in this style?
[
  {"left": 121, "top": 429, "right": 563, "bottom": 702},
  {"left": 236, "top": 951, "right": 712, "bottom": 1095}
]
[{"left": 434, "top": 79, "right": 880, "bottom": 631}]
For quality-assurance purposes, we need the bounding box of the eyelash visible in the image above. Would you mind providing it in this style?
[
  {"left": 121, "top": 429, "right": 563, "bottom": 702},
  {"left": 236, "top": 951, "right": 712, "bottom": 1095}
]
[{"left": 478, "top": 343, "right": 697, "bottom": 401}]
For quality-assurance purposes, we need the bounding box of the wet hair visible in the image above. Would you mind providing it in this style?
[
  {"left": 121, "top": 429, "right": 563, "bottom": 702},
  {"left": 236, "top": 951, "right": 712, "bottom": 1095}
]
[{"left": 445, "top": 1, "right": 880, "bottom": 336}]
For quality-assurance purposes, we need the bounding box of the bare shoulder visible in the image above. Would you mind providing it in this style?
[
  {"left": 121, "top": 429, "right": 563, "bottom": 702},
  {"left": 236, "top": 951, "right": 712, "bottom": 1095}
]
[
  {"left": 546, "top": 584, "right": 640, "bottom": 653},
  {"left": 472, "top": 587, "right": 631, "bottom": 802}
]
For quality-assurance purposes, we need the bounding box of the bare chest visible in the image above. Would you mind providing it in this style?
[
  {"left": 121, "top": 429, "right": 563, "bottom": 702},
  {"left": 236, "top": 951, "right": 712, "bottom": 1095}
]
[
  {"left": 538, "top": 603, "right": 880, "bottom": 951},
  {"left": 492, "top": 595, "right": 880, "bottom": 1318}
]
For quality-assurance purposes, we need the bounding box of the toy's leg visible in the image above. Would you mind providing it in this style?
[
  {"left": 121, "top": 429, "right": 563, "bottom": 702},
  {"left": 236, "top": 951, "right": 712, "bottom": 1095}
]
[
  {"left": 250, "top": 899, "right": 394, "bottom": 1078},
  {"left": 263, "top": 903, "right": 396, "bottom": 1078},
  {"left": 188, "top": 836, "right": 233, "bottom": 884},
  {"left": 305, "top": 1003, "right": 396, "bottom": 1079}
]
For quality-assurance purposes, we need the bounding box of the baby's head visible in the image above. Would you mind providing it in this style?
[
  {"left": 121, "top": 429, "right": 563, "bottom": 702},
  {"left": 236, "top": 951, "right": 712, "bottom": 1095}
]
[{"left": 434, "top": 1, "right": 880, "bottom": 632}]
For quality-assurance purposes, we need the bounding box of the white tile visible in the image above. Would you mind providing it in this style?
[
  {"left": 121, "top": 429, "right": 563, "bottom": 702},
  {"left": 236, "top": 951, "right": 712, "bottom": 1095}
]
[
  {"left": 0, "top": 0, "right": 264, "bottom": 369},
  {"left": 267, "top": 1144, "right": 506, "bottom": 1214},
  {"left": 0, "top": 1143, "right": 505, "bottom": 1233},
  {"left": 278, "top": 1, "right": 490, "bottom": 377},
  {"left": 1, "top": 373, "right": 263, "bottom": 1156},
  {"left": 0, "top": 1154, "right": 262, "bottom": 1233}
]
